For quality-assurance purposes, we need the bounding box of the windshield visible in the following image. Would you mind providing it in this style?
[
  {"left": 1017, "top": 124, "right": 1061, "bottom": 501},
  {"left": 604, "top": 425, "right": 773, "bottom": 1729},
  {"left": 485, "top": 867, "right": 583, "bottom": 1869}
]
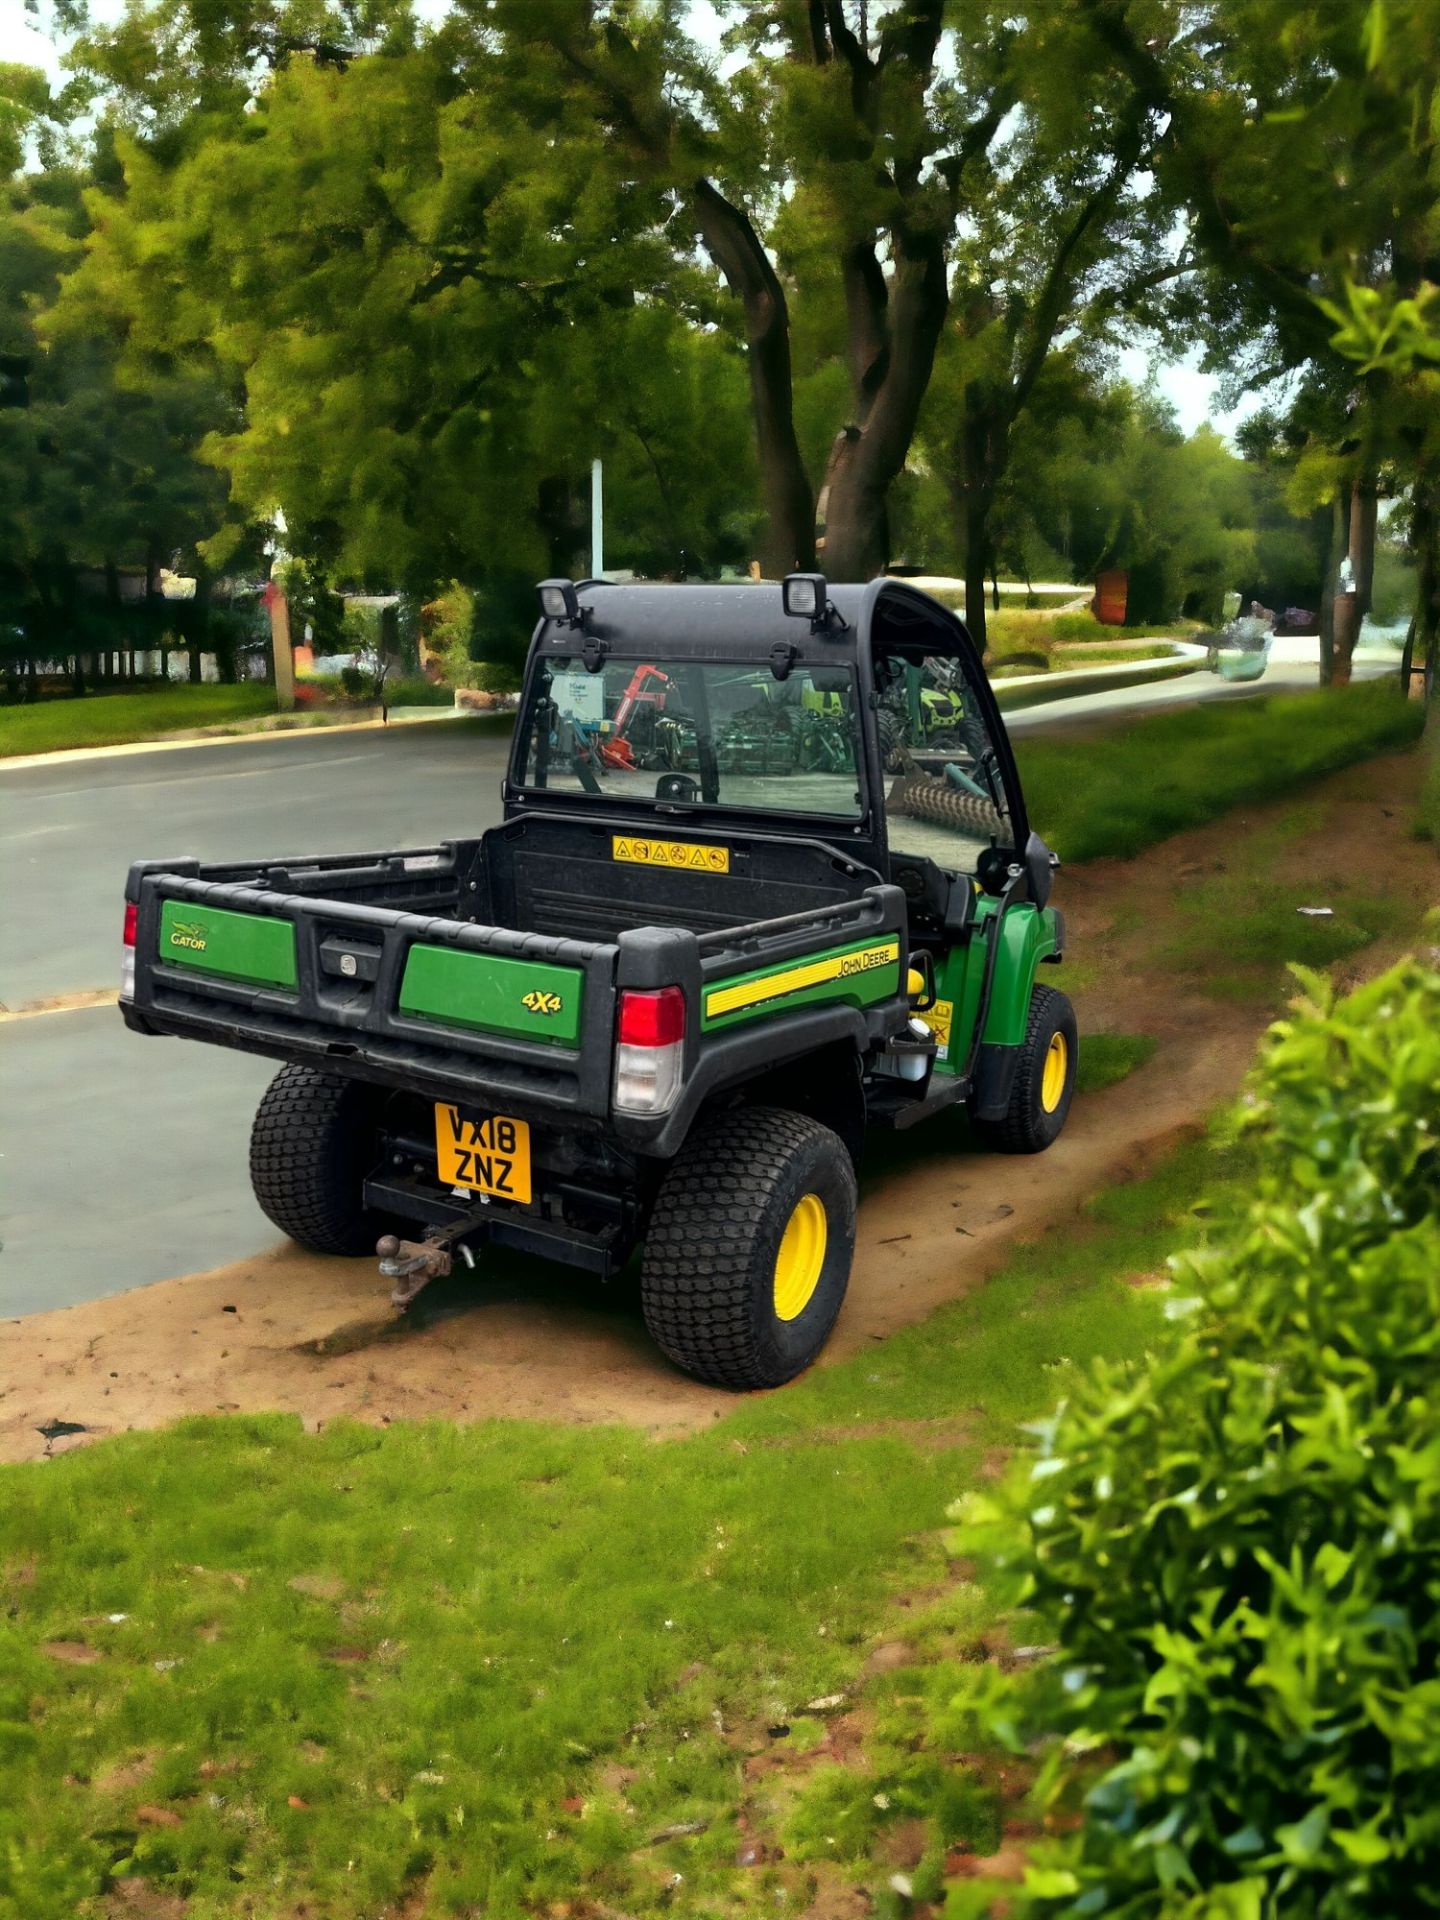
[{"left": 516, "top": 656, "right": 864, "bottom": 821}]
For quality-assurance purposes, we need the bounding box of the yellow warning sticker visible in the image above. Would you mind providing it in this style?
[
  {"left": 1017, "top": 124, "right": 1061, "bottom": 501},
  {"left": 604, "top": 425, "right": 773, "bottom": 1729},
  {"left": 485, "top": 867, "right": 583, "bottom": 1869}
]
[
  {"left": 612, "top": 835, "right": 730, "bottom": 873},
  {"left": 918, "top": 997, "right": 954, "bottom": 1060}
]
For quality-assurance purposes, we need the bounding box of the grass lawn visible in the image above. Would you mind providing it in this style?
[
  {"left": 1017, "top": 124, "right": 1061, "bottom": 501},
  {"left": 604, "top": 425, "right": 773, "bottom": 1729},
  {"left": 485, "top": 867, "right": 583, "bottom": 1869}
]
[
  {"left": 1418, "top": 723, "right": 1440, "bottom": 842},
  {"left": 0, "top": 686, "right": 277, "bottom": 758},
  {"left": 1073, "top": 1031, "right": 1157, "bottom": 1090},
  {"left": 1155, "top": 811, "right": 1417, "bottom": 1000},
  {"left": 0, "top": 1129, "right": 1237, "bottom": 1920},
  {"left": 1018, "top": 681, "right": 1425, "bottom": 863}
]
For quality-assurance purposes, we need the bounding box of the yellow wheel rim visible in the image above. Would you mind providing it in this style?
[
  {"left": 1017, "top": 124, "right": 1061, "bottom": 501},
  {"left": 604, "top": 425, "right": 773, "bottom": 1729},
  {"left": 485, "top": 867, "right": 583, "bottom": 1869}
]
[
  {"left": 1041, "top": 1032, "right": 1069, "bottom": 1114},
  {"left": 773, "top": 1193, "right": 828, "bottom": 1322}
]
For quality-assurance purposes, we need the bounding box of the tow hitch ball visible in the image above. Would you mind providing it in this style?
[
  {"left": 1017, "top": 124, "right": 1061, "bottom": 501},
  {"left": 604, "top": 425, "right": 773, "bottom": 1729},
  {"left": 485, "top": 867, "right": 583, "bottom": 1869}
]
[{"left": 377, "top": 1228, "right": 477, "bottom": 1311}]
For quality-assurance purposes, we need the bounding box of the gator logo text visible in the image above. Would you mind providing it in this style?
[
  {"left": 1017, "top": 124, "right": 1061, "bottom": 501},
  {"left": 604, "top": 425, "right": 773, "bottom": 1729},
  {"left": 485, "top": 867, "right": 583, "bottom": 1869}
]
[
  {"left": 522, "top": 989, "right": 563, "bottom": 1017},
  {"left": 169, "top": 921, "right": 208, "bottom": 953}
]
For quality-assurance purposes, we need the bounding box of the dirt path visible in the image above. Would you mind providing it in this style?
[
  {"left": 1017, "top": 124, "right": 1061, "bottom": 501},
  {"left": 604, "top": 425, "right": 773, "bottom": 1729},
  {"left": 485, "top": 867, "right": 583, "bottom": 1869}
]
[{"left": 3, "top": 752, "right": 1433, "bottom": 1463}]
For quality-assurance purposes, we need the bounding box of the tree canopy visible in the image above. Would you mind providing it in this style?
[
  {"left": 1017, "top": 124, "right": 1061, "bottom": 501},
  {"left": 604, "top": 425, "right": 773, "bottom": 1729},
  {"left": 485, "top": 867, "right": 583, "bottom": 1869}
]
[{"left": 4, "top": 0, "right": 1437, "bottom": 691}]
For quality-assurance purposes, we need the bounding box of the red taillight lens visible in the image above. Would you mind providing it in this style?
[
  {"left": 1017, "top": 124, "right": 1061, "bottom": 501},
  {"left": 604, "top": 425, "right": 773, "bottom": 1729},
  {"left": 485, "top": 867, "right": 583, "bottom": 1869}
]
[
  {"left": 617, "top": 985, "right": 685, "bottom": 1047},
  {"left": 123, "top": 902, "right": 138, "bottom": 948}
]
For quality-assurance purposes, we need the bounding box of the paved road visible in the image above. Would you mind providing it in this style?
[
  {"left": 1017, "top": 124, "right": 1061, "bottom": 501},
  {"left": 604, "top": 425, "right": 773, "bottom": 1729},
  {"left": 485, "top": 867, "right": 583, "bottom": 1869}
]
[
  {"left": 0, "top": 655, "right": 1398, "bottom": 1316},
  {"left": 1004, "top": 645, "right": 1393, "bottom": 736},
  {"left": 1, "top": 720, "right": 512, "bottom": 1315},
  {"left": 2, "top": 720, "right": 514, "bottom": 1006}
]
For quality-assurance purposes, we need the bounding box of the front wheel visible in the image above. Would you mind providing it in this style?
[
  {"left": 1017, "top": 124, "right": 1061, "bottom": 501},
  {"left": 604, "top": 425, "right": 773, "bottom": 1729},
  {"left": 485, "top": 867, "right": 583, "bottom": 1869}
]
[
  {"left": 250, "top": 1064, "right": 390, "bottom": 1255},
  {"left": 640, "top": 1106, "right": 857, "bottom": 1389},
  {"left": 973, "top": 984, "right": 1077, "bottom": 1154}
]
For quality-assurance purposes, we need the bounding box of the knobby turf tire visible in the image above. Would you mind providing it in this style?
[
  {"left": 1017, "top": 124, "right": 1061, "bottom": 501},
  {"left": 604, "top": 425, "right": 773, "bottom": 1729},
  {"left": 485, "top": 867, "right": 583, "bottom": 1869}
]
[
  {"left": 249, "top": 1064, "right": 389, "bottom": 1256},
  {"left": 640, "top": 1106, "right": 856, "bottom": 1391},
  {"left": 975, "top": 983, "right": 1077, "bottom": 1154}
]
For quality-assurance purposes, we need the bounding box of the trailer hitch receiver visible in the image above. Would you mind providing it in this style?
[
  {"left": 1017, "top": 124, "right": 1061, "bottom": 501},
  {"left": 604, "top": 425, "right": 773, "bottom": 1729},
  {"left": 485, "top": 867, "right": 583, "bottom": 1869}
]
[{"left": 377, "top": 1216, "right": 479, "bottom": 1311}]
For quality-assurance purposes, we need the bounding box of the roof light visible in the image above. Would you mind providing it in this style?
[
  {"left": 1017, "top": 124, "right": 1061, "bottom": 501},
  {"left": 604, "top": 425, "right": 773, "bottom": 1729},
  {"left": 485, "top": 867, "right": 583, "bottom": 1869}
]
[
  {"left": 782, "top": 572, "right": 825, "bottom": 621},
  {"left": 537, "top": 578, "right": 581, "bottom": 624}
]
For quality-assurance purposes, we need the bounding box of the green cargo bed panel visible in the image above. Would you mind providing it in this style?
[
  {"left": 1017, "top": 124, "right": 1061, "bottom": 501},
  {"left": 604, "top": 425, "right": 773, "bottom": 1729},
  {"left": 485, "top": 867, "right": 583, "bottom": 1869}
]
[
  {"left": 158, "top": 900, "right": 298, "bottom": 990},
  {"left": 400, "top": 944, "right": 583, "bottom": 1046}
]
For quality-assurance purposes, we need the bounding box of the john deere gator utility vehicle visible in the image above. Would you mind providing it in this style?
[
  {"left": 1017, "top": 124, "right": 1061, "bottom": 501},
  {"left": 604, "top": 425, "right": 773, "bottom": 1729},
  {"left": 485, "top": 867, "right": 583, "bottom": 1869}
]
[{"left": 121, "top": 576, "right": 1074, "bottom": 1389}]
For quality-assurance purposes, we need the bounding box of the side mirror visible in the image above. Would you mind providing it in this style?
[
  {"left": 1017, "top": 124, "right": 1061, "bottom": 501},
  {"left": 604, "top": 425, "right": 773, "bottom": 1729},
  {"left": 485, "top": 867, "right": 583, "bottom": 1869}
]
[{"left": 1024, "top": 831, "right": 1058, "bottom": 909}]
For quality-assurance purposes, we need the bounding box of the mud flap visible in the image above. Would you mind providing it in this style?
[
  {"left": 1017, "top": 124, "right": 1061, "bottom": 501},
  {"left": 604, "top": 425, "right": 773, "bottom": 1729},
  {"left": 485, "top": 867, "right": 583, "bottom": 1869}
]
[{"left": 970, "top": 1042, "right": 1021, "bottom": 1122}]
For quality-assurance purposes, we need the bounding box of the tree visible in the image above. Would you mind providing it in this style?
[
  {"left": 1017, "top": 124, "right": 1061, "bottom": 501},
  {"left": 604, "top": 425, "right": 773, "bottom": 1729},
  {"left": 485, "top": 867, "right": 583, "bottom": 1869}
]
[
  {"left": 0, "top": 126, "right": 231, "bottom": 698},
  {"left": 1086, "top": 0, "right": 1440, "bottom": 684},
  {"left": 54, "top": 21, "right": 758, "bottom": 658},
  {"left": 498, "top": 0, "right": 1170, "bottom": 603}
]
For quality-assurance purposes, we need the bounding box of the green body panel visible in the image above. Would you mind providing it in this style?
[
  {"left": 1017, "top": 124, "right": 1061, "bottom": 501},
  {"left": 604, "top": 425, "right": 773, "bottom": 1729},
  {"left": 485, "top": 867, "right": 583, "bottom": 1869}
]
[
  {"left": 930, "top": 901, "right": 1061, "bottom": 1075},
  {"left": 399, "top": 944, "right": 583, "bottom": 1046},
  {"left": 702, "top": 933, "right": 903, "bottom": 1033},
  {"left": 158, "top": 900, "right": 298, "bottom": 990}
]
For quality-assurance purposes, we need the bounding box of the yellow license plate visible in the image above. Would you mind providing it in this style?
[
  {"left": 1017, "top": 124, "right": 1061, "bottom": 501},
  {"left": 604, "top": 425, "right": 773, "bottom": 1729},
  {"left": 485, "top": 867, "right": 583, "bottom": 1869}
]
[{"left": 434, "top": 1105, "right": 532, "bottom": 1204}]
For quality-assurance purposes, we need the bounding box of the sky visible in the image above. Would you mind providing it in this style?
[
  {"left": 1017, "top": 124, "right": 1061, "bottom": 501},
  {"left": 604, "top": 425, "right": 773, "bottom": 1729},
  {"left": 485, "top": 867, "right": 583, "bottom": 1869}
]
[{"left": 2, "top": 0, "right": 1246, "bottom": 436}]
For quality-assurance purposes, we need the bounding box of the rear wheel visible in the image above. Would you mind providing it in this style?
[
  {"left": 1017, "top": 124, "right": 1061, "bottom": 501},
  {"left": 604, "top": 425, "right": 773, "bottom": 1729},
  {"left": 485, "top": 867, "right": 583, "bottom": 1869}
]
[
  {"left": 250, "top": 1064, "right": 389, "bottom": 1255},
  {"left": 974, "top": 984, "right": 1077, "bottom": 1154},
  {"left": 641, "top": 1106, "right": 856, "bottom": 1389}
]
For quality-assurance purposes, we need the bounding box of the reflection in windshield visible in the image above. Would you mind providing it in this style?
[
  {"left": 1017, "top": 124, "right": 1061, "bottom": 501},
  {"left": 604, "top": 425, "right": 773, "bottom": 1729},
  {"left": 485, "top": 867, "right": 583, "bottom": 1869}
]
[
  {"left": 519, "top": 657, "right": 863, "bottom": 821},
  {"left": 875, "top": 654, "right": 1012, "bottom": 871}
]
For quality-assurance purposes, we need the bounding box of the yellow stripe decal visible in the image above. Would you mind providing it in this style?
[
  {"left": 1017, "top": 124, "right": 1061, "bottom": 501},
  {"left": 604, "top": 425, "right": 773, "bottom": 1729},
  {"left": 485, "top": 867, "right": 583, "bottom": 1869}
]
[
  {"left": 705, "top": 939, "right": 900, "bottom": 1019},
  {"left": 613, "top": 835, "right": 730, "bottom": 873}
]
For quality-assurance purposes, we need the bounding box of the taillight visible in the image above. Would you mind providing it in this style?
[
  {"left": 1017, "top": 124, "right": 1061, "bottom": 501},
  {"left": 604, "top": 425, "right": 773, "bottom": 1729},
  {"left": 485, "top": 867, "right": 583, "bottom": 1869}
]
[
  {"left": 614, "top": 986, "right": 686, "bottom": 1114},
  {"left": 120, "top": 900, "right": 138, "bottom": 999}
]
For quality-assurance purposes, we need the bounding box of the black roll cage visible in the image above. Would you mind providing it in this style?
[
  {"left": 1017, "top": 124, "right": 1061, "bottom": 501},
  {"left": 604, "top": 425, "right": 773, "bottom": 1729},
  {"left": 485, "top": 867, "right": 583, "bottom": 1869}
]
[{"left": 504, "top": 577, "right": 1030, "bottom": 880}]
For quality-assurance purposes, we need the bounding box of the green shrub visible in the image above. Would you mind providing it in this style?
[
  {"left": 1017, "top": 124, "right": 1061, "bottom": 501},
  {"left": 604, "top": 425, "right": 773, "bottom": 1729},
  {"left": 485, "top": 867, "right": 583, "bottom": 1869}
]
[
  {"left": 950, "top": 961, "right": 1440, "bottom": 1916},
  {"left": 384, "top": 676, "right": 455, "bottom": 707},
  {"left": 468, "top": 658, "right": 522, "bottom": 696}
]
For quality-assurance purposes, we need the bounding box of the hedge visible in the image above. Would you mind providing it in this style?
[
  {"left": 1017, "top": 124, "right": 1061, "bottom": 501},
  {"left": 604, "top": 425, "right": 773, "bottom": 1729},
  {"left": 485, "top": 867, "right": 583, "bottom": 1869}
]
[{"left": 948, "top": 959, "right": 1440, "bottom": 1916}]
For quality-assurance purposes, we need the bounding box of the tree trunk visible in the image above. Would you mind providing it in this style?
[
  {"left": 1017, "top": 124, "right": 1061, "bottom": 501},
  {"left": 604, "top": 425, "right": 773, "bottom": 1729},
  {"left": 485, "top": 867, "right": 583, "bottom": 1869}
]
[
  {"left": 1330, "top": 478, "right": 1376, "bottom": 688},
  {"left": 1351, "top": 478, "right": 1377, "bottom": 621},
  {"left": 1399, "top": 615, "right": 1417, "bottom": 697},
  {"left": 822, "top": 235, "right": 949, "bottom": 581},
  {"left": 963, "top": 494, "right": 992, "bottom": 657},
  {"left": 195, "top": 559, "right": 229, "bottom": 681},
  {"left": 1414, "top": 482, "right": 1440, "bottom": 710},
  {"left": 1318, "top": 493, "right": 1346, "bottom": 686},
  {"left": 694, "top": 180, "right": 815, "bottom": 575}
]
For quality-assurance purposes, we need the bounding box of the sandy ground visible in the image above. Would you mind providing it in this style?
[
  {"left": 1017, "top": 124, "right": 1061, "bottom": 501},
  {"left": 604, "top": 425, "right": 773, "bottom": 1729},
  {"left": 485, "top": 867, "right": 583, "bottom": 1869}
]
[{"left": 2, "top": 751, "right": 1433, "bottom": 1463}]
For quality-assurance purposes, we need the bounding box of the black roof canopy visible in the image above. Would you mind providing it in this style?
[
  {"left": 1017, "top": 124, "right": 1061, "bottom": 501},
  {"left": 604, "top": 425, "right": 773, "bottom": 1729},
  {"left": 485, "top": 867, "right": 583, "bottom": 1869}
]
[{"left": 530, "top": 576, "right": 975, "bottom": 668}]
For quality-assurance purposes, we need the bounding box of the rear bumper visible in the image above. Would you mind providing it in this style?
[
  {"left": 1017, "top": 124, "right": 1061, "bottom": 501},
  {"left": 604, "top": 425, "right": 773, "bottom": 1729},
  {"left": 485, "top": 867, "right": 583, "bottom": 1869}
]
[{"left": 121, "top": 994, "right": 611, "bottom": 1129}]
